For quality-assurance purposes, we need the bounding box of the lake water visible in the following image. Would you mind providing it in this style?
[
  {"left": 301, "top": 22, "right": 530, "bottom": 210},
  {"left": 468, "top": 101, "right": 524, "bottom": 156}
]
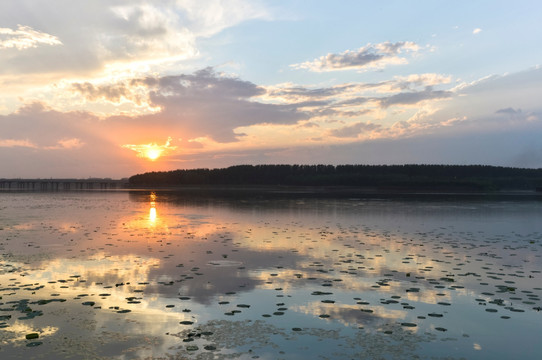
[{"left": 0, "top": 190, "right": 541, "bottom": 359}]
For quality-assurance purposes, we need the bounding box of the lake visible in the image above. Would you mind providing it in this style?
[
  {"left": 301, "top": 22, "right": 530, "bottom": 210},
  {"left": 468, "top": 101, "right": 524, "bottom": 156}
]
[{"left": 1, "top": 190, "right": 541, "bottom": 359}]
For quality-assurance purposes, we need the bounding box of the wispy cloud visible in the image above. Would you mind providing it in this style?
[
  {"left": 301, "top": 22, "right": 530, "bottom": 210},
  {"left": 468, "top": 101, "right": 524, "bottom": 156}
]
[
  {"left": 46, "top": 138, "right": 85, "bottom": 150},
  {"left": 261, "top": 73, "right": 454, "bottom": 123},
  {"left": 291, "top": 41, "right": 420, "bottom": 72},
  {"left": 0, "top": 136, "right": 83, "bottom": 150},
  {"left": 392, "top": 74, "right": 452, "bottom": 90},
  {"left": 378, "top": 89, "right": 452, "bottom": 108},
  {"left": 175, "top": 0, "right": 272, "bottom": 37},
  {"left": 0, "top": 25, "right": 62, "bottom": 50},
  {"left": 0, "top": 138, "right": 37, "bottom": 148}
]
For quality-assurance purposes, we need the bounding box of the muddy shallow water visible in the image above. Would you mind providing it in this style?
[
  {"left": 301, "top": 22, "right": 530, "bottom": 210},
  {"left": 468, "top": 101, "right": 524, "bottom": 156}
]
[{"left": 0, "top": 190, "right": 541, "bottom": 359}]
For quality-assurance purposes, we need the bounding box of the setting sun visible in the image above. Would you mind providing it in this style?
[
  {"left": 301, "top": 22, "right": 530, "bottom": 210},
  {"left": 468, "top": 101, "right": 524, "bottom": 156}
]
[
  {"left": 122, "top": 137, "right": 176, "bottom": 161},
  {"left": 144, "top": 147, "right": 162, "bottom": 161}
]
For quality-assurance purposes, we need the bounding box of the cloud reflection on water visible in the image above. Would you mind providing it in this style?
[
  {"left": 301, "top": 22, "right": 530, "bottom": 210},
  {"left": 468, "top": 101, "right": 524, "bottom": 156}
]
[{"left": 0, "top": 191, "right": 541, "bottom": 359}]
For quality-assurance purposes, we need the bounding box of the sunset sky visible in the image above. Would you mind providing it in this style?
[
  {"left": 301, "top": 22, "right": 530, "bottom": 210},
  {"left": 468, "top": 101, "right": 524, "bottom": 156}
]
[{"left": 1, "top": 0, "right": 541, "bottom": 178}]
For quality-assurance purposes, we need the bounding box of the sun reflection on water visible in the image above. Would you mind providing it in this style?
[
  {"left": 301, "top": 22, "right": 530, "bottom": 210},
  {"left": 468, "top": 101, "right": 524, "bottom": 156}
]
[{"left": 149, "top": 192, "right": 157, "bottom": 224}]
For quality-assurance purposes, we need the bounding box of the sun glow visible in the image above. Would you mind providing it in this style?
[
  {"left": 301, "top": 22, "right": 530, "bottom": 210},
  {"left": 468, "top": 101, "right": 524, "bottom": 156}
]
[
  {"left": 144, "top": 147, "right": 163, "bottom": 161},
  {"left": 122, "top": 137, "right": 176, "bottom": 161}
]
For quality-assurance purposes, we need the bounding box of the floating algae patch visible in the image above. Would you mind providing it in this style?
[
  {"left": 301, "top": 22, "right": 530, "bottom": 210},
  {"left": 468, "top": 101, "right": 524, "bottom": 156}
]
[
  {"left": 207, "top": 260, "right": 243, "bottom": 267},
  {"left": 169, "top": 319, "right": 289, "bottom": 358},
  {"left": 0, "top": 314, "right": 162, "bottom": 360},
  {"left": 167, "top": 319, "right": 453, "bottom": 359}
]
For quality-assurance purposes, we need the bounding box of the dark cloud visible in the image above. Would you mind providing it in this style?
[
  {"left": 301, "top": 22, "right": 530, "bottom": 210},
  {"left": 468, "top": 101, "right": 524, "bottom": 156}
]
[
  {"left": 268, "top": 82, "right": 392, "bottom": 101},
  {"left": 70, "top": 67, "right": 311, "bottom": 143},
  {"left": 144, "top": 67, "right": 266, "bottom": 99},
  {"left": 261, "top": 85, "right": 343, "bottom": 99},
  {"left": 335, "top": 96, "right": 369, "bottom": 106},
  {"left": 72, "top": 82, "right": 141, "bottom": 104},
  {"left": 378, "top": 88, "right": 452, "bottom": 108},
  {"left": 138, "top": 68, "right": 308, "bottom": 142},
  {"left": 496, "top": 107, "right": 521, "bottom": 115}
]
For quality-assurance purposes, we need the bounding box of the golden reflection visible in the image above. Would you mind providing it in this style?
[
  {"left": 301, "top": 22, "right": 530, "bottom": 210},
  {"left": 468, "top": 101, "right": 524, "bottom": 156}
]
[
  {"left": 149, "top": 207, "right": 157, "bottom": 222},
  {"left": 0, "top": 323, "right": 58, "bottom": 344},
  {"left": 149, "top": 192, "right": 157, "bottom": 223},
  {"left": 120, "top": 195, "right": 224, "bottom": 239}
]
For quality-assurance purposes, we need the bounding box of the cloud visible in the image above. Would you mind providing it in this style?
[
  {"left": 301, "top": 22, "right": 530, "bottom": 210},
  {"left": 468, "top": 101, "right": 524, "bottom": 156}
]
[
  {"left": 175, "top": 0, "right": 272, "bottom": 37},
  {"left": 291, "top": 41, "right": 420, "bottom": 72},
  {"left": 117, "top": 67, "right": 308, "bottom": 142},
  {"left": 265, "top": 83, "right": 353, "bottom": 102},
  {"left": 68, "top": 67, "right": 313, "bottom": 144},
  {"left": 0, "top": 24, "right": 62, "bottom": 50},
  {"left": 495, "top": 107, "right": 541, "bottom": 124},
  {"left": 328, "top": 122, "right": 381, "bottom": 138},
  {"left": 378, "top": 88, "right": 453, "bottom": 108},
  {"left": 104, "top": 3, "right": 199, "bottom": 63},
  {"left": 1, "top": 66, "right": 542, "bottom": 178},
  {"left": 46, "top": 138, "right": 85, "bottom": 150},
  {"left": 392, "top": 73, "right": 452, "bottom": 90},
  {"left": 0, "top": 0, "right": 271, "bottom": 77},
  {"left": 496, "top": 107, "right": 521, "bottom": 115},
  {"left": 473, "top": 28, "right": 482, "bottom": 34},
  {"left": 262, "top": 73, "right": 453, "bottom": 120},
  {"left": 71, "top": 81, "right": 147, "bottom": 106},
  {"left": 0, "top": 138, "right": 37, "bottom": 148}
]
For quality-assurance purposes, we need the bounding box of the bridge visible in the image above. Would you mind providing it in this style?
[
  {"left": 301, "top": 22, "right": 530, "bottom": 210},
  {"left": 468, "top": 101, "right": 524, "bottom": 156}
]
[{"left": 0, "top": 178, "right": 128, "bottom": 190}]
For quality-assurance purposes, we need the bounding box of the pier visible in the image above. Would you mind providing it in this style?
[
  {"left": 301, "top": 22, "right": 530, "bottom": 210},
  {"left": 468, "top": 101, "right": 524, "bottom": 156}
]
[{"left": 0, "top": 178, "right": 128, "bottom": 190}]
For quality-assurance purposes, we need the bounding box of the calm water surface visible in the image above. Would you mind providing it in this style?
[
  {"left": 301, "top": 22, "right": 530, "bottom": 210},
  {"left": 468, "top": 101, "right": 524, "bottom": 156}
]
[{"left": 0, "top": 191, "right": 541, "bottom": 359}]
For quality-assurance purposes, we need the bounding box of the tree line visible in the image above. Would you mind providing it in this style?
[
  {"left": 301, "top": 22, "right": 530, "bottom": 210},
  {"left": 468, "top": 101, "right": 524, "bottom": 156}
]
[{"left": 128, "top": 164, "right": 542, "bottom": 191}]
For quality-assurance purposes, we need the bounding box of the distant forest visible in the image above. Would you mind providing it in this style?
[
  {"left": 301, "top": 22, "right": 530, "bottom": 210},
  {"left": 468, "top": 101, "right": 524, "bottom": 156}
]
[{"left": 129, "top": 165, "right": 542, "bottom": 191}]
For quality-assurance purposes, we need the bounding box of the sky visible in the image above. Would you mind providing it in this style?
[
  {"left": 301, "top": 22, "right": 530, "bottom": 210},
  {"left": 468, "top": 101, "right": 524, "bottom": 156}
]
[{"left": 1, "top": 0, "right": 541, "bottom": 178}]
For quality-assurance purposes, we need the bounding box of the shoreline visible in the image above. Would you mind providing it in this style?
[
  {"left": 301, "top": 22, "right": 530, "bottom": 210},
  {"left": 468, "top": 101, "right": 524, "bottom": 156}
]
[
  {"left": 2, "top": 184, "right": 541, "bottom": 199},
  {"left": 126, "top": 185, "right": 542, "bottom": 200}
]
